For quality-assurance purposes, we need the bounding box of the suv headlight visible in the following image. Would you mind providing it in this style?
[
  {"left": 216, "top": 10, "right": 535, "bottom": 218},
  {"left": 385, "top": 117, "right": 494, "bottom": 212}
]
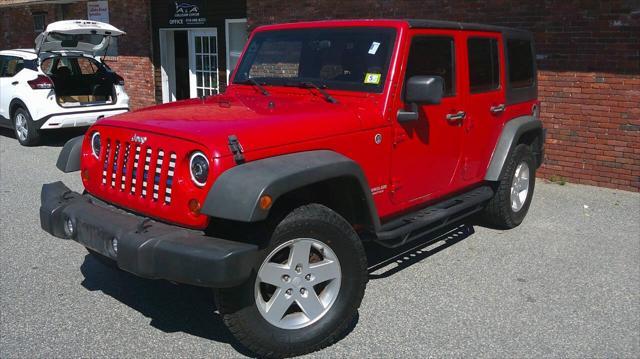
[
  {"left": 189, "top": 152, "right": 209, "bottom": 187},
  {"left": 91, "top": 132, "right": 101, "bottom": 159}
]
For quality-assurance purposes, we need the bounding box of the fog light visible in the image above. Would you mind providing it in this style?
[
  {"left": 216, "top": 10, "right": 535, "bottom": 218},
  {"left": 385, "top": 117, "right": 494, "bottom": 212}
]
[
  {"left": 188, "top": 199, "right": 202, "bottom": 215},
  {"left": 64, "top": 217, "right": 75, "bottom": 237},
  {"left": 111, "top": 237, "right": 118, "bottom": 254}
]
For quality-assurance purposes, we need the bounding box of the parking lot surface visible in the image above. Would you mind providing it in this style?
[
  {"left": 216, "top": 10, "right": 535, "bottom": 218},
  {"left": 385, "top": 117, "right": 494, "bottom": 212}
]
[{"left": 1, "top": 129, "right": 639, "bottom": 358}]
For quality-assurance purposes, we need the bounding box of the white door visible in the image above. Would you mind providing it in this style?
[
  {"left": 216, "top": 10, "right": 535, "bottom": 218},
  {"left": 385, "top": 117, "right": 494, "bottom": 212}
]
[{"left": 188, "top": 29, "right": 219, "bottom": 98}]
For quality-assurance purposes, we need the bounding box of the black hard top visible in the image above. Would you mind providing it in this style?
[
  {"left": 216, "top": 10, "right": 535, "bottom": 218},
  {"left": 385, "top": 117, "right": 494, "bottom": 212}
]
[{"left": 407, "top": 19, "right": 532, "bottom": 37}]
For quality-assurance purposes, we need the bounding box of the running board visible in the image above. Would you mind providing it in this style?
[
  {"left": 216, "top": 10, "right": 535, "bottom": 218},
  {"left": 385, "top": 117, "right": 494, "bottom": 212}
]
[{"left": 374, "top": 186, "right": 494, "bottom": 248}]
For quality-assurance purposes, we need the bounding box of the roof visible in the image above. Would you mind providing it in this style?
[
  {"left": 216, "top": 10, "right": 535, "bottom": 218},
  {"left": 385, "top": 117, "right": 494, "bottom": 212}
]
[
  {"left": 407, "top": 19, "right": 531, "bottom": 35},
  {"left": 255, "top": 19, "right": 532, "bottom": 37},
  {"left": 0, "top": 49, "right": 37, "bottom": 59}
]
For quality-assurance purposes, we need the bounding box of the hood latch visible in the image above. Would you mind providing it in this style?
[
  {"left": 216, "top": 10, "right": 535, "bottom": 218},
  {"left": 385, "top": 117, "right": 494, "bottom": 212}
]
[{"left": 228, "top": 135, "right": 245, "bottom": 164}]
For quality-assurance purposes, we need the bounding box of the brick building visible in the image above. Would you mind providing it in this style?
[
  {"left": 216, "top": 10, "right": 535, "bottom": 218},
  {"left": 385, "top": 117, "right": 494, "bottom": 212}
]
[{"left": 0, "top": 0, "right": 638, "bottom": 191}]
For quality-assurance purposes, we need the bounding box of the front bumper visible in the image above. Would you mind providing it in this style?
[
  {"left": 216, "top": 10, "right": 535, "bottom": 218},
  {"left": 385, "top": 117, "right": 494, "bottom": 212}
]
[{"left": 39, "top": 182, "right": 258, "bottom": 288}]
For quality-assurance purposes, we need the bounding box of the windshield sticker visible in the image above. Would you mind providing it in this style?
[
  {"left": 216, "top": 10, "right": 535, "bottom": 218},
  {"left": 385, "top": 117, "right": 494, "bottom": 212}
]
[
  {"left": 364, "top": 73, "right": 381, "bottom": 85},
  {"left": 368, "top": 41, "right": 381, "bottom": 55}
]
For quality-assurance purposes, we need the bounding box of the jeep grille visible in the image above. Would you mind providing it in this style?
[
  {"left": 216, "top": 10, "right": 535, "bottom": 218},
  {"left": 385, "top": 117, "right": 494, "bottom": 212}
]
[{"left": 101, "top": 139, "right": 177, "bottom": 205}]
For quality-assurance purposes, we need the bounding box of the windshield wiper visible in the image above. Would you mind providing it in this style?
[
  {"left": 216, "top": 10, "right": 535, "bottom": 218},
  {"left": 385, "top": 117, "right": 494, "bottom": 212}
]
[
  {"left": 240, "top": 78, "right": 270, "bottom": 96},
  {"left": 294, "top": 81, "right": 338, "bottom": 104}
]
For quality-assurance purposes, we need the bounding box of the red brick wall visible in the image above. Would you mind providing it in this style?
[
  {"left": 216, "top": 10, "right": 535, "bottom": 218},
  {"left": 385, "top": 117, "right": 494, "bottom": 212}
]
[
  {"left": 247, "top": 0, "right": 640, "bottom": 191},
  {"left": 0, "top": 0, "right": 155, "bottom": 110}
]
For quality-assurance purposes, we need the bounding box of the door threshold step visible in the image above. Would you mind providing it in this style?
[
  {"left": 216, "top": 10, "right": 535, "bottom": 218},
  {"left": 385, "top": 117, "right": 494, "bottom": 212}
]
[{"left": 374, "top": 186, "right": 493, "bottom": 248}]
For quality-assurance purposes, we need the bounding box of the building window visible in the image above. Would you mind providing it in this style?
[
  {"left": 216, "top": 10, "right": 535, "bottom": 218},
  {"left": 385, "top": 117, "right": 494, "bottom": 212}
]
[{"left": 33, "top": 13, "right": 46, "bottom": 33}]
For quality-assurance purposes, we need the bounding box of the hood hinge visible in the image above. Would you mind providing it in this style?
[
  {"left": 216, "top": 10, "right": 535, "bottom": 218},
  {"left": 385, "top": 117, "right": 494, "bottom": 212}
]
[{"left": 228, "top": 135, "right": 245, "bottom": 164}]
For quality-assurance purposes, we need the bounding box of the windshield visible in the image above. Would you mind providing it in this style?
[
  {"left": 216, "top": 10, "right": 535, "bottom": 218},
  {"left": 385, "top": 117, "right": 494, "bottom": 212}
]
[{"left": 233, "top": 27, "right": 397, "bottom": 93}]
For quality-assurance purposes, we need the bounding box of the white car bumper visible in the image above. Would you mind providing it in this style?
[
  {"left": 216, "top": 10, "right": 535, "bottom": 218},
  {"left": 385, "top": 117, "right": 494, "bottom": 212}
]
[{"left": 38, "top": 107, "right": 129, "bottom": 130}]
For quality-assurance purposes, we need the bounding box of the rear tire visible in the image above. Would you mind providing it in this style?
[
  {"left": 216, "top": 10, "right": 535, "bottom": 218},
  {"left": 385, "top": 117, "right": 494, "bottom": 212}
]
[
  {"left": 215, "top": 204, "right": 367, "bottom": 358},
  {"left": 13, "top": 107, "right": 40, "bottom": 146},
  {"left": 481, "top": 144, "right": 536, "bottom": 229}
]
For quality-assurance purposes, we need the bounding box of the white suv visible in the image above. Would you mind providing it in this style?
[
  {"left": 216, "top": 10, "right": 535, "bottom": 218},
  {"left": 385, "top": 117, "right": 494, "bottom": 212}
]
[{"left": 0, "top": 20, "right": 130, "bottom": 146}]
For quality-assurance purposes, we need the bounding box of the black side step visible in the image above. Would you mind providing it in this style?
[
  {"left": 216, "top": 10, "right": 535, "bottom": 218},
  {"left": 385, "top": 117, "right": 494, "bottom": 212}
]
[{"left": 374, "top": 186, "right": 494, "bottom": 248}]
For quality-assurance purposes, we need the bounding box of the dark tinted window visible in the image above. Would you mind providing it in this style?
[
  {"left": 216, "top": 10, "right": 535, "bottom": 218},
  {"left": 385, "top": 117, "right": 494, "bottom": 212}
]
[
  {"left": 0, "top": 56, "right": 24, "bottom": 77},
  {"left": 405, "top": 37, "right": 455, "bottom": 96},
  {"left": 468, "top": 38, "right": 500, "bottom": 93},
  {"left": 507, "top": 39, "right": 534, "bottom": 88}
]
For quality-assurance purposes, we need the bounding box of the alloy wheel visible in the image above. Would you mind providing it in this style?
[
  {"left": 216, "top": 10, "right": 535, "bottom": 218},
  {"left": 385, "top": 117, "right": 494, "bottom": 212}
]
[{"left": 254, "top": 238, "right": 342, "bottom": 330}]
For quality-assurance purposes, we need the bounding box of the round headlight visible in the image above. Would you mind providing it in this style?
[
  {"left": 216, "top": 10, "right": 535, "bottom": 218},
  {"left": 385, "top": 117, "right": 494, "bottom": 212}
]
[
  {"left": 91, "top": 132, "right": 101, "bottom": 158},
  {"left": 189, "top": 152, "right": 209, "bottom": 187}
]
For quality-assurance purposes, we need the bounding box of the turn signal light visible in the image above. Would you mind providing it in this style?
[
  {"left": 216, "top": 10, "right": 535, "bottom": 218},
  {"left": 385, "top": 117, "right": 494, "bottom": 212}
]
[
  {"left": 27, "top": 75, "right": 54, "bottom": 89},
  {"left": 259, "top": 195, "right": 273, "bottom": 210},
  {"left": 81, "top": 169, "right": 90, "bottom": 181},
  {"left": 188, "top": 199, "right": 202, "bottom": 215}
]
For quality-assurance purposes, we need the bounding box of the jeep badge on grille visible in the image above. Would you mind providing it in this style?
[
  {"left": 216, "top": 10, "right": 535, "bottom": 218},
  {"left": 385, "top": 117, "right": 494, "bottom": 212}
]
[{"left": 130, "top": 134, "right": 147, "bottom": 145}]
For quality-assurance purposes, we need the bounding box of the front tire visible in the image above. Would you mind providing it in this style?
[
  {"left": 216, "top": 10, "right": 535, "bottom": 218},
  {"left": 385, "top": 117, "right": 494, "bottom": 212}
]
[
  {"left": 13, "top": 107, "right": 40, "bottom": 146},
  {"left": 481, "top": 143, "right": 536, "bottom": 229},
  {"left": 216, "top": 204, "right": 367, "bottom": 358}
]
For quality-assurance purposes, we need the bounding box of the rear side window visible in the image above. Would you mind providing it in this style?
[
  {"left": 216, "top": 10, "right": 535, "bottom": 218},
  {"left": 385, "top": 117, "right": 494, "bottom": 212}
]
[
  {"left": 405, "top": 36, "right": 455, "bottom": 96},
  {"left": 0, "top": 56, "right": 24, "bottom": 77},
  {"left": 467, "top": 38, "right": 500, "bottom": 93},
  {"left": 507, "top": 39, "right": 534, "bottom": 88},
  {"left": 0, "top": 56, "right": 6, "bottom": 77}
]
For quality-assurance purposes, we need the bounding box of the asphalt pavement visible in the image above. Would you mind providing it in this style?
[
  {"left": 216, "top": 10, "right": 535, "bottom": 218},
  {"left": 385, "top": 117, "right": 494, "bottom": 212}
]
[{"left": 1, "top": 128, "right": 639, "bottom": 358}]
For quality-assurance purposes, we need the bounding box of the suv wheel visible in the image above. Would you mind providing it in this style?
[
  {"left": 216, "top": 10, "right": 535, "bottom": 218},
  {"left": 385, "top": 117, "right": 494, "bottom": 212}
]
[
  {"left": 13, "top": 107, "right": 40, "bottom": 146},
  {"left": 482, "top": 144, "right": 536, "bottom": 229},
  {"left": 215, "top": 204, "right": 367, "bottom": 358}
]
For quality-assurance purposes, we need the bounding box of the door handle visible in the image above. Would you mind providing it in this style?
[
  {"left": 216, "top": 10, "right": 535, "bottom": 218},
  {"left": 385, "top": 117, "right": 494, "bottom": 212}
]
[
  {"left": 11, "top": 81, "right": 18, "bottom": 85},
  {"left": 446, "top": 111, "right": 466, "bottom": 122},
  {"left": 490, "top": 104, "right": 505, "bottom": 114}
]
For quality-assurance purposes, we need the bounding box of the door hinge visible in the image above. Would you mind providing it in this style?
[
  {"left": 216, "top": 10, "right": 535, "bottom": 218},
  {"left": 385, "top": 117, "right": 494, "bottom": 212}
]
[{"left": 228, "top": 135, "right": 245, "bottom": 164}]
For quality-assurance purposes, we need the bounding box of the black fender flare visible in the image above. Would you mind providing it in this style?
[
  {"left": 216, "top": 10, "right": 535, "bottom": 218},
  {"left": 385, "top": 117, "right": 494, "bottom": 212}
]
[
  {"left": 485, "top": 115, "right": 544, "bottom": 181},
  {"left": 201, "top": 150, "right": 381, "bottom": 230},
  {"left": 56, "top": 135, "right": 84, "bottom": 173}
]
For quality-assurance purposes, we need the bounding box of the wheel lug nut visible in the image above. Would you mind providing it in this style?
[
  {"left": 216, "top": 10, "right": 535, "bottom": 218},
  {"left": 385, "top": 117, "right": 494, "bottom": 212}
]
[
  {"left": 286, "top": 288, "right": 292, "bottom": 295},
  {"left": 295, "top": 265, "right": 302, "bottom": 273},
  {"left": 305, "top": 274, "right": 311, "bottom": 281},
  {"left": 300, "top": 288, "right": 306, "bottom": 295},
  {"left": 282, "top": 275, "right": 290, "bottom": 282}
]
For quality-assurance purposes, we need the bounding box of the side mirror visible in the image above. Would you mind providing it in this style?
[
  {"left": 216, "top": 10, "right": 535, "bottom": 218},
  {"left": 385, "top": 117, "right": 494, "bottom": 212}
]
[{"left": 397, "top": 76, "right": 445, "bottom": 122}]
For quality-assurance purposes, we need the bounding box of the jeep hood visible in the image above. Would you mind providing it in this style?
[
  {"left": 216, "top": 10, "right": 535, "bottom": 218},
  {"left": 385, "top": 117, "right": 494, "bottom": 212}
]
[{"left": 96, "top": 93, "right": 369, "bottom": 157}]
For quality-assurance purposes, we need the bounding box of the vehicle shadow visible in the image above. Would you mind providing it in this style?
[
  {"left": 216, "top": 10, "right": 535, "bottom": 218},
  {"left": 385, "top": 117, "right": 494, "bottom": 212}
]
[
  {"left": 0, "top": 126, "right": 86, "bottom": 147},
  {"left": 79, "top": 255, "right": 255, "bottom": 357},
  {"left": 77, "top": 221, "right": 472, "bottom": 356},
  {"left": 366, "top": 221, "right": 475, "bottom": 279}
]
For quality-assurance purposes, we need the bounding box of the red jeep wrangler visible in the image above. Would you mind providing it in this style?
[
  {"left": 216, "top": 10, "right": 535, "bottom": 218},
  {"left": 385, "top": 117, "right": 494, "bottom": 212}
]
[{"left": 41, "top": 20, "right": 543, "bottom": 357}]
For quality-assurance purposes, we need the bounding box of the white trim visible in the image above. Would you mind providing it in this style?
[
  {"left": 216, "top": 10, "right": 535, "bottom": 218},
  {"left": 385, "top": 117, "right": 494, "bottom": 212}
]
[
  {"left": 225, "top": 18, "right": 247, "bottom": 85},
  {"left": 158, "top": 29, "right": 176, "bottom": 103}
]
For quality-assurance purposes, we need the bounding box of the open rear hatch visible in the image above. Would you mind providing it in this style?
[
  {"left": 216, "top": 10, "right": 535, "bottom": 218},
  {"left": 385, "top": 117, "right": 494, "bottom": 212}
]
[
  {"left": 35, "top": 20, "right": 125, "bottom": 57},
  {"left": 35, "top": 20, "right": 126, "bottom": 107}
]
